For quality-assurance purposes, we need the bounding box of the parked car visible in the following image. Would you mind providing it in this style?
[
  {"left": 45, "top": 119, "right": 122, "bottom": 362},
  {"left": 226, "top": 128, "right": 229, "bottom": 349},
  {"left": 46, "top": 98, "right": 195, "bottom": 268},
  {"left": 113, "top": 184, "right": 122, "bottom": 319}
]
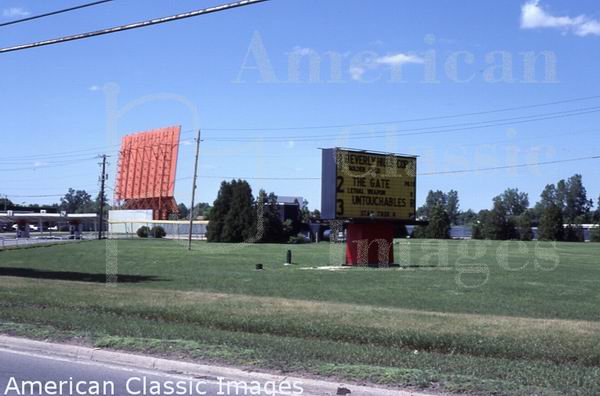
[{"left": 11, "top": 224, "right": 39, "bottom": 231}]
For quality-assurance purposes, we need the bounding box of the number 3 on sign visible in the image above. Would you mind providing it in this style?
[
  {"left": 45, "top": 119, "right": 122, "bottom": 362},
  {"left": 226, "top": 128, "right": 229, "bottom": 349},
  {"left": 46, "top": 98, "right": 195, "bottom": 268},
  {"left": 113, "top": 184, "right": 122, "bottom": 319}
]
[{"left": 336, "top": 199, "right": 344, "bottom": 216}]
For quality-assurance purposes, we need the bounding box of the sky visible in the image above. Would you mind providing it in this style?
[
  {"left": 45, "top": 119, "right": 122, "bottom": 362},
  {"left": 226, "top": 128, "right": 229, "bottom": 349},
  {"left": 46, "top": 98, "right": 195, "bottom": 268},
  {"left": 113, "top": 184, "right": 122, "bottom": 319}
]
[{"left": 1, "top": 0, "right": 599, "bottom": 212}]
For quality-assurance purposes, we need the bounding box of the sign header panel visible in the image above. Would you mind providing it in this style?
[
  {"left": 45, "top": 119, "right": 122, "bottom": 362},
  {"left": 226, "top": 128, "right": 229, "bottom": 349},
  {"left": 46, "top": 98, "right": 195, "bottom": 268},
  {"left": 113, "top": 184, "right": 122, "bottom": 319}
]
[{"left": 322, "top": 148, "right": 416, "bottom": 221}]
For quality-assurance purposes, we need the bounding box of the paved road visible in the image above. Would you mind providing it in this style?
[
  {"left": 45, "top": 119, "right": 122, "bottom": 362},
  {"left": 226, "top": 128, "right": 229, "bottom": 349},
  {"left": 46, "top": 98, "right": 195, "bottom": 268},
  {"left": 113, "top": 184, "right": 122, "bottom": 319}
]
[{"left": 0, "top": 348, "right": 304, "bottom": 396}]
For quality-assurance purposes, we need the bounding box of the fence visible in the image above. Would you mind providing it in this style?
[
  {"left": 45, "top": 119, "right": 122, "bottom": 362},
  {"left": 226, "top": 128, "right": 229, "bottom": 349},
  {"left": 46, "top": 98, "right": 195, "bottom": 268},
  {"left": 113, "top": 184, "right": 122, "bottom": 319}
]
[{"left": 108, "top": 220, "right": 208, "bottom": 240}]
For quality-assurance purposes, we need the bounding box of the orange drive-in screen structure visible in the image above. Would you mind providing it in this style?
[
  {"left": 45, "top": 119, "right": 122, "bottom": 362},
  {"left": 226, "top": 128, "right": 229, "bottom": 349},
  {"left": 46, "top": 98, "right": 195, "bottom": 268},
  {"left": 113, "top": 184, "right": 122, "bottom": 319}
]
[{"left": 115, "top": 126, "right": 181, "bottom": 220}]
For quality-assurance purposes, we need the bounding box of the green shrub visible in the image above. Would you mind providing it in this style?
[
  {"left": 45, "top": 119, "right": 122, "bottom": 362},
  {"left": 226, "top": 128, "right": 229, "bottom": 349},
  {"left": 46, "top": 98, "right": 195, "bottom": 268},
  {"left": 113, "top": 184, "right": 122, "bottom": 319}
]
[
  {"left": 591, "top": 225, "right": 600, "bottom": 242},
  {"left": 410, "top": 225, "right": 427, "bottom": 239},
  {"left": 426, "top": 205, "right": 451, "bottom": 239},
  {"left": 471, "top": 222, "right": 484, "bottom": 240},
  {"left": 564, "top": 224, "right": 584, "bottom": 242},
  {"left": 137, "top": 226, "right": 150, "bottom": 238},
  {"left": 516, "top": 211, "right": 533, "bottom": 241},
  {"left": 538, "top": 204, "right": 564, "bottom": 241},
  {"left": 150, "top": 226, "right": 166, "bottom": 239},
  {"left": 288, "top": 234, "right": 308, "bottom": 244}
]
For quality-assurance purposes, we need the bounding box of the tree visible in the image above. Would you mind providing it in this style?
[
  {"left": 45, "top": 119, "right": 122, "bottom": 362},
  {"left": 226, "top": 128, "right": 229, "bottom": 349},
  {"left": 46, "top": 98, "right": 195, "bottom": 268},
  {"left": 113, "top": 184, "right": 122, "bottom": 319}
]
[
  {"left": 411, "top": 225, "right": 428, "bottom": 239},
  {"left": 206, "top": 181, "right": 234, "bottom": 242},
  {"left": 555, "top": 179, "right": 567, "bottom": 212},
  {"left": 495, "top": 188, "right": 529, "bottom": 217},
  {"left": 595, "top": 195, "right": 600, "bottom": 223},
  {"left": 0, "top": 196, "right": 13, "bottom": 211},
  {"left": 456, "top": 209, "right": 477, "bottom": 225},
  {"left": 534, "top": 184, "right": 559, "bottom": 224},
  {"left": 193, "top": 202, "right": 213, "bottom": 219},
  {"left": 471, "top": 221, "right": 484, "bottom": 240},
  {"left": 538, "top": 175, "right": 592, "bottom": 223},
  {"left": 417, "top": 190, "right": 447, "bottom": 219},
  {"left": 482, "top": 199, "right": 517, "bottom": 240},
  {"left": 300, "top": 199, "right": 311, "bottom": 223},
  {"left": 207, "top": 180, "right": 260, "bottom": 243},
  {"left": 221, "top": 180, "right": 255, "bottom": 242},
  {"left": 255, "top": 190, "right": 285, "bottom": 243},
  {"left": 60, "top": 189, "right": 95, "bottom": 213},
  {"left": 94, "top": 190, "right": 110, "bottom": 214},
  {"left": 417, "top": 190, "right": 460, "bottom": 224},
  {"left": 538, "top": 203, "right": 564, "bottom": 241},
  {"left": 424, "top": 205, "right": 451, "bottom": 239},
  {"left": 562, "top": 175, "right": 593, "bottom": 222},
  {"left": 516, "top": 210, "right": 533, "bottom": 241},
  {"left": 591, "top": 224, "right": 600, "bottom": 242},
  {"left": 564, "top": 223, "right": 584, "bottom": 242},
  {"left": 177, "top": 203, "right": 189, "bottom": 220},
  {"left": 446, "top": 190, "right": 460, "bottom": 225}
]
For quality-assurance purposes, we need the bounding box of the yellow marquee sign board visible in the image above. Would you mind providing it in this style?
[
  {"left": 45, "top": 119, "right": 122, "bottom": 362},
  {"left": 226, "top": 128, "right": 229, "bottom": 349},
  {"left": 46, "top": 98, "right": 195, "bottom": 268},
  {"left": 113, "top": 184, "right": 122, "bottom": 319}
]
[{"left": 321, "top": 148, "right": 417, "bottom": 221}]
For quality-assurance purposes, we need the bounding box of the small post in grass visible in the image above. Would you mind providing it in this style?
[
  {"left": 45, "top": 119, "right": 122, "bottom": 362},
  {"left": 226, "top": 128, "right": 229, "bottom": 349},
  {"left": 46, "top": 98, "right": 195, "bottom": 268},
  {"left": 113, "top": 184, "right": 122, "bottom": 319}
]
[{"left": 285, "top": 250, "right": 292, "bottom": 265}]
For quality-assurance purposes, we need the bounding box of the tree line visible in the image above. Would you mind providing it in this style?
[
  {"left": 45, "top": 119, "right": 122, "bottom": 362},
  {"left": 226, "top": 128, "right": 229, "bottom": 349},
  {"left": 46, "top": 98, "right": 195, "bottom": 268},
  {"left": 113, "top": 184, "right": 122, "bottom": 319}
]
[
  {"left": 415, "top": 174, "right": 600, "bottom": 242},
  {"left": 0, "top": 189, "right": 108, "bottom": 214},
  {"left": 205, "top": 179, "right": 318, "bottom": 243},
  {"left": 5, "top": 173, "right": 598, "bottom": 243}
]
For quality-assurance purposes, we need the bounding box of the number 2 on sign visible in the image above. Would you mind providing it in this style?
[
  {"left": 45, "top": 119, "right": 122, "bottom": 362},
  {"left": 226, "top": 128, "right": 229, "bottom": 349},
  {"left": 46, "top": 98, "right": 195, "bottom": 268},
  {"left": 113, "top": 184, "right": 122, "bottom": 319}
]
[{"left": 336, "top": 176, "right": 344, "bottom": 193}]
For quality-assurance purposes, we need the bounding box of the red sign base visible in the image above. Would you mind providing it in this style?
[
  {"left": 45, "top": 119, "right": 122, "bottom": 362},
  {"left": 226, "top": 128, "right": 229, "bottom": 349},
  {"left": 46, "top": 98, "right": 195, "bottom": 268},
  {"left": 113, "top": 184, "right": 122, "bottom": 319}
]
[{"left": 345, "top": 222, "right": 395, "bottom": 267}]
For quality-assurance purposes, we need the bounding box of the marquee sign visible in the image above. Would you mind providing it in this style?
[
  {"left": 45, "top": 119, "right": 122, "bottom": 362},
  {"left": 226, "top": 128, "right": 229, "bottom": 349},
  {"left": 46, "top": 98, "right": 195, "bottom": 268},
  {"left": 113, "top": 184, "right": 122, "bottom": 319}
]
[{"left": 321, "top": 148, "right": 417, "bottom": 221}]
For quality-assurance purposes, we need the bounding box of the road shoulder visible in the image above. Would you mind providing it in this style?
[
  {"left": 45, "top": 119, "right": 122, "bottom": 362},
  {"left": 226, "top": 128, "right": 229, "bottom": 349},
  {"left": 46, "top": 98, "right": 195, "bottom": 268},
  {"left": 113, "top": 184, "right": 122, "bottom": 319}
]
[{"left": 0, "top": 335, "right": 435, "bottom": 396}]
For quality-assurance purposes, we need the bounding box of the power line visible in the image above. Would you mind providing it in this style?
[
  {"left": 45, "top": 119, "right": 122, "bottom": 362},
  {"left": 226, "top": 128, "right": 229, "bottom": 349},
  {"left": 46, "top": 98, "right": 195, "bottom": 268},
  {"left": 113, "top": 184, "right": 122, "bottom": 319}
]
[
  {"left": 176, "top": 176, "right": 320, "bottom": 181},
  {"left": 172, "top": 154, "right": 600, "bottom": 181},
  {"left": 208, "top": 106, "right": 600, "bottom": 142},
  {"left": 0, "top": 157, "right": 99, "bottom": 171},
  {"left": 0, "top": 153, "right": 106, "bottom": 164},
  {"left": 0, "top": 0, "right": 114, "bottom": 28},
  {"left": 5, "top": 155, "right": 598, "bottom": 199},
  {"left": 0, "top": 128, "right": 200, "bottom": 161},
  {"left": 0, "top": 0, "right": 269, "bottom": 54},
  {"left": 202, "top": 95, "right": 600, "bottom": 131},
  {"left": 7, "top": 191, "right": 99, "bottom": 198},
  {"left": 418, "top": 155, "right": 600, "bottom": 176},
  {"left": 2, "top": 94, "right": 600, "bottom": 161}
]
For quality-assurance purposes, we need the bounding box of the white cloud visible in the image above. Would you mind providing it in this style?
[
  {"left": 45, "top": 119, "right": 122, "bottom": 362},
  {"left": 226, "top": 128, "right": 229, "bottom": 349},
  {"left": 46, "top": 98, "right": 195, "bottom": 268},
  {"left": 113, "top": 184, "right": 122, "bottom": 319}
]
[
  {"left": 290, "top": 46, "right": 314, "bottom": 56},
  {"left": 285, "top": 140, "right": 295, "bottom": 149},
  {"left": 349, "top": 52, "right": 423, "bottom": 81},
  {"left": 521, "top": 0, "right": 600, "bottom": 37},
  {"left": 375, "top": 53, "right": 424, "bottom": 66},
  {"left": 349, "top": 65, "right": 366, "bottom": 81},
  {"left": 2, "top": 7, "right": 30, "bottom": 18},
  {"left": 89, "top": 85, "right": 100, "bottom": 91},
  {"left": 577, "top": 20, "right": 600, "bottom": 36}
]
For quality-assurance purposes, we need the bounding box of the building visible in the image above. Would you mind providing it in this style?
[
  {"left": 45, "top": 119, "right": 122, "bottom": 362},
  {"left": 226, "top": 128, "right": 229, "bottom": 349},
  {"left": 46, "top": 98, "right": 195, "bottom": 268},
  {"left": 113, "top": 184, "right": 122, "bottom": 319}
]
[{"left": 275, "top": 196, "right": 303, "bottom": 222}]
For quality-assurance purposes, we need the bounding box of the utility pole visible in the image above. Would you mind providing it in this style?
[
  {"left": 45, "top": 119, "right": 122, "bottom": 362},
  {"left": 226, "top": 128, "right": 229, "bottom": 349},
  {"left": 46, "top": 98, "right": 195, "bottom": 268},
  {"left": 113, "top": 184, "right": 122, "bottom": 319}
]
[
  {"left": 98, "top": 154, "right": 108, "bottom": 240},
  {"left": 188, "top": 129, "right": 201, "bottom": 251}
]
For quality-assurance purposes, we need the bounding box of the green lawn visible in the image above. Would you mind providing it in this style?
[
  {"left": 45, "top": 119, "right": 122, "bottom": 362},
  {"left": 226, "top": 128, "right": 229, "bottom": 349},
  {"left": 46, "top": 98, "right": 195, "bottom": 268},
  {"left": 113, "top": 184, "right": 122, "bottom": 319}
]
[{"left": 1, "top": 239, "right": 599, "bottom": 395}]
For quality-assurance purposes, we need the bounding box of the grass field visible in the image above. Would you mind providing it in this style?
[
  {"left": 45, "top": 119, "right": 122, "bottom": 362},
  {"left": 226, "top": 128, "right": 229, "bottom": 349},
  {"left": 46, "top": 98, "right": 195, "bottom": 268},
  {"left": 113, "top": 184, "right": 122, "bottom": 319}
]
[{"left": 0, "top": 239, "right": 599, "bottom": 395}]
